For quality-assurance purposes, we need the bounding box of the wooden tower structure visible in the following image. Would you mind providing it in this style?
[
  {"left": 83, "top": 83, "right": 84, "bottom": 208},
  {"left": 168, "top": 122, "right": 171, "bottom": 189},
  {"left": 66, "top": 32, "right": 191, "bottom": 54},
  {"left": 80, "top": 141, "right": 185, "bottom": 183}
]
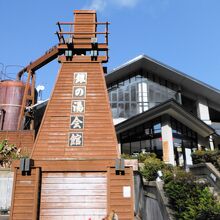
[{"left": 9, "top": 10, "right": 134, "bottom": 219}]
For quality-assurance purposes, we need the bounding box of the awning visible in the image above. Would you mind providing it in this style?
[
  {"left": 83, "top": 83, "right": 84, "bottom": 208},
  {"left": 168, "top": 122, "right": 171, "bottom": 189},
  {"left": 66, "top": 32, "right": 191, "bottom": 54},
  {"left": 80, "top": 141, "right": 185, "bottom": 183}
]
[{"left": 115, "top": 99, "right": 216, "bottom": 138}]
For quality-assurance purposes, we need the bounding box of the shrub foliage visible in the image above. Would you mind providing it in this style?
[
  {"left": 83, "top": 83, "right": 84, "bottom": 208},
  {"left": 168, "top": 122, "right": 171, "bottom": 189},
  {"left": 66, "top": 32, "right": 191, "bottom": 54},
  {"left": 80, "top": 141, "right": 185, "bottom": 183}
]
[
  {"left": 191, "top": 150, "right": 220, "bottom": 171},
  {"left": 0, "top": 140, "right": 21, "bottom": 168},
  {"left": 140, "top": 155, "right": 173, "bottom": 181},
  {"left": 164, "top": 170, "right": 220, "bottom": 220}
]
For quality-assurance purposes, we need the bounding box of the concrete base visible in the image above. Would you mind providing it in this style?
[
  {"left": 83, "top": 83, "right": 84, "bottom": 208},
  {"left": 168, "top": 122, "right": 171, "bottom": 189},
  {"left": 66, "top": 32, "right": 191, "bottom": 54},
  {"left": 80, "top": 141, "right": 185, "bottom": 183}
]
[{"left": 0, "top": 215, "right": 9, "bottom": 220}]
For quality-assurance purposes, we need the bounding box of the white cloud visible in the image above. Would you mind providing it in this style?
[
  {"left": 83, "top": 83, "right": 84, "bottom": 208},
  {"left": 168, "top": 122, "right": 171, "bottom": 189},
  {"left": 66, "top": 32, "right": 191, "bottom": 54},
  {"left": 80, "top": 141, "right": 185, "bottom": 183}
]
[
  {"left": 84, "top": 0, "right": 140, "bottom": 12},
  {"left": 84, "top": 0, "right": 107, "bottom": 12},
  {"left": 112, "top": 0, "right": 140, "bottom": 8}
]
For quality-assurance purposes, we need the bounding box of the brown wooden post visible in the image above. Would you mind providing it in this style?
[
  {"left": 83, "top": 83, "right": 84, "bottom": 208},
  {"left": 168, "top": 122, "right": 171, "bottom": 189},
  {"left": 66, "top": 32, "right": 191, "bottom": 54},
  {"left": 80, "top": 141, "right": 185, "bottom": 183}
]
[
  {"left": 33, "top": 167, "right": 40, "bottom": 220},
  {"left": 30, "top": 72, "right": 36, "bottom": 130},
  {"left": 17, "top": 70, "right": 32, "bottom": 130},
  {"left": 9, "top": 168, "right": 17, "bottom": 220}
]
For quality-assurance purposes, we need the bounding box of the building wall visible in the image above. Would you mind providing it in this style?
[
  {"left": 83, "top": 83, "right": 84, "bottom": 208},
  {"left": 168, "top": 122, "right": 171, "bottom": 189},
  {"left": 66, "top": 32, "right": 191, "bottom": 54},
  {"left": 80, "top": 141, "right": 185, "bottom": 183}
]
[{"left": 108, "top": 69, "right": 220, "bottom": 153}]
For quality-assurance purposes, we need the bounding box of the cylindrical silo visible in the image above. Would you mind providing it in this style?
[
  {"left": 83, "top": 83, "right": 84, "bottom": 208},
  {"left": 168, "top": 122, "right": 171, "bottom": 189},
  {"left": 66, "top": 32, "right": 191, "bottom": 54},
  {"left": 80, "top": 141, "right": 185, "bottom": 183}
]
[{"left": 0, "top": 80, "right": 26, "bottom": 130}]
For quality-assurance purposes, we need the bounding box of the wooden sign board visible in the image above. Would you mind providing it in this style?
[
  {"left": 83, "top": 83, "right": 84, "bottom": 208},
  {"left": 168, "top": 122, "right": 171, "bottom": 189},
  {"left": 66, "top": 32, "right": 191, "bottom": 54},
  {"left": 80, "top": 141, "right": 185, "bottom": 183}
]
[{"left": 162, "top": 141, "right": 169, "bottom": 162}]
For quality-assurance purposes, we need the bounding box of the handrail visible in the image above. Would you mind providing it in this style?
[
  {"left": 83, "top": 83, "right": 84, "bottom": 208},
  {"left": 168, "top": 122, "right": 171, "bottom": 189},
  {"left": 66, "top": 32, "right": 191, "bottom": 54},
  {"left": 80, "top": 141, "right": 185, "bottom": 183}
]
[
  {"left": 57, "top": 22, "right": 110, "bottom": 25},
  {"left": 190, "top": 163, "right": 220, "bottom": 191},
  {"left": 56, "top": 31, "right": 109, "bottom": 35}
]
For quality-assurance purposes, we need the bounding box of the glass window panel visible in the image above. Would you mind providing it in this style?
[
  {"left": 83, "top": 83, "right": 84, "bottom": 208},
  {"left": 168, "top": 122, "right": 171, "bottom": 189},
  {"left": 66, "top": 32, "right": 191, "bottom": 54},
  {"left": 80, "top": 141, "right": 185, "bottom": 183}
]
[
  {"left": 192, "top": 131, "right": 196, "bottom": 138},
  {"left": 187, "top": 129, "right": 192, "bottom": 137},
  {"left": 125, "top": 93, "right": 129, "bottom": 101},
  {"left": 131, "top": 85, "right": 136, "bottom": 101},
  {"left": 141, "top": 140, "right": 148, "bottom": 150},
  {"left": 118, "top": 103, "right": 125, "bottom": 117},
  {"left": 151, "top": 138, "right": 162, "bottom": 150},
  {"left": 118, "top": 89, "right": 124, "bottom": 101},
  {"left": 111, "top": 103, "right": 118, "bottom": 118},
  {"left": 153, "top": 123, "right": 161, "bottom": 134},
  {"left": 182, "top": 126, "right": 187, "bottom": 135},
  {"left": 173, "top": 138, "right": 182, "bottom": 147},
  {"left": 137, "top": 102, "right": 143, "bottom": 114},
  {"left": 112, "top": 92, "right": 117, "bottom": 102},
  {"left": 143, "top": 103, "right": 149, "bottom": 111},
  {"left": 145, "top": 140, "right": 151, "bottom": 152},
  {"left": 125, "top": 103, "right": 130, "bottom": 118},
  {"left": 131, "top": 103, "right": 137, "bottom": 116},
  {"left": 182, "top": 139, "right": 191, "bottom": 148},
  {"left": 131, "top": 141, "right": 141, "bottom": 154},
  {"left": 177, "top": 122, "right": 182, "bottom": 134},
  {"left": 122, "top": 143, "right": 130, "bottom": 154}
]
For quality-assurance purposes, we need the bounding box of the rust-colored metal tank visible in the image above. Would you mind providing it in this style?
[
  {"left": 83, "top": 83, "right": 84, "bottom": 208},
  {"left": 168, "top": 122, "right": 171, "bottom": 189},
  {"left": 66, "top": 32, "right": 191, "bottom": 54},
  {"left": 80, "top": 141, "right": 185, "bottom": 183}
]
[{"left": 0, "top": 80, "right": 25, "bottom": 130}]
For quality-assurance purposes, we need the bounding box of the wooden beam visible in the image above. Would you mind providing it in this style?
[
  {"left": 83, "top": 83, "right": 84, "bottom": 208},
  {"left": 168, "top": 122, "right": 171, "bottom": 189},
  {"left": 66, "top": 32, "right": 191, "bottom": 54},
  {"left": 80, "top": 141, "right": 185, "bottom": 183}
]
[
  {"left": 17, "top": 70, "right": 32, "bottom": 130},
  {"left": 17, "top": 46, "right": 63, "bottom": 79},
  {"left": 58, "top": 55, "right": 108, "bottom": 63}
]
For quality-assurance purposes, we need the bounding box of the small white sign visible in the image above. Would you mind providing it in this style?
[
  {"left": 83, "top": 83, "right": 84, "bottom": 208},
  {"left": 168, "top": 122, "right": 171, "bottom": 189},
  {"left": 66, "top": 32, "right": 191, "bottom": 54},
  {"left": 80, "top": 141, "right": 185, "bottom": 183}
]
[
  {"left": 210, "top": 173, "right": 217, "bottom": 182},
  {"left": 123, "top": 186, "right": 131, "bottom": 198},
  {"left": 185, "top": 148, "right": 193, "bottom": 166}
]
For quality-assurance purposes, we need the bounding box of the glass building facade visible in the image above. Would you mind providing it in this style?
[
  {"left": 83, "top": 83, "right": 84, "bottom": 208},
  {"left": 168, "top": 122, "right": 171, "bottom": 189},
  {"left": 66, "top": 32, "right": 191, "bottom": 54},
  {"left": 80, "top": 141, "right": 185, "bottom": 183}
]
[
  {"left": 108, "top": 71, "right": 179, "bottom": 119},
  {"left": 119, "top": 116, "right": 198, "bottom": 165},
  {"left": 120, "top": 117, "right": 163, "bottom": 158},
  {"left": 108, "top": 70, "right": 201, "bottom": 165},
  {"left": 171, "top": 117, "right": 197, "bottom": 166}
]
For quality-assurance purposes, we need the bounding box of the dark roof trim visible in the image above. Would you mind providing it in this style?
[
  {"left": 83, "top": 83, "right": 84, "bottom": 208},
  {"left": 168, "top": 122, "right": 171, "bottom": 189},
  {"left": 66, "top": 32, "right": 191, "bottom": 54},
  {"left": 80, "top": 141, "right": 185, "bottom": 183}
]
[{"left": 115, "top": 99, "right": 215, "bottom": 138}]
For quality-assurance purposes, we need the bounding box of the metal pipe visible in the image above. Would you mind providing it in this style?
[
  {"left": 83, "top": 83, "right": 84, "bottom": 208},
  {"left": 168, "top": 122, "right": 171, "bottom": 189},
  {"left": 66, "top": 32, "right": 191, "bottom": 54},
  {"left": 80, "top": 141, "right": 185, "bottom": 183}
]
[{"left": 4, "top": 65, "right": 25, "bottom": 80}]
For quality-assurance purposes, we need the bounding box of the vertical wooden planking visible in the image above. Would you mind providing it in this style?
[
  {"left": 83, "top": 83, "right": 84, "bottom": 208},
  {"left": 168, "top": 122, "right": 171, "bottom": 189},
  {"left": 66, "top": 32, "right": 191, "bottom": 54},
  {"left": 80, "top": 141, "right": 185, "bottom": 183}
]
[
  {"left": 40, "top": 172, "right": 107, "bottom": 219},
  {"left": 74, "top": 10, "right": 97, "bottom": 46},
  {"left": 10, "top": 168, "right": 40, "bottom": 220},
  {"left": 108, "top": 167, "right": 134, "bottom": 220},
  {"left": 31, "top": 61, "right": 118, "bottom": 160}
]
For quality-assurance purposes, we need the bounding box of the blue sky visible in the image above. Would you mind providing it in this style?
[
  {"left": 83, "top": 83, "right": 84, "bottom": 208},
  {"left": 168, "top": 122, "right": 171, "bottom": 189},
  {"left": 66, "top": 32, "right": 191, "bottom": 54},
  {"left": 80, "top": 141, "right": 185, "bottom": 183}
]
[{"left": 0, "top": 0, "right": 220, "bottom": 99}]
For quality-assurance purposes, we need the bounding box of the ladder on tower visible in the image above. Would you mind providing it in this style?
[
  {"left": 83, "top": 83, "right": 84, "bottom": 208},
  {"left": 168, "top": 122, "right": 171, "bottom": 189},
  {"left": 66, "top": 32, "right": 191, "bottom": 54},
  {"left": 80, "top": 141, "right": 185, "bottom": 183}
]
[{"left": 17, "top": 70, "right": 35, "bottom": 130}]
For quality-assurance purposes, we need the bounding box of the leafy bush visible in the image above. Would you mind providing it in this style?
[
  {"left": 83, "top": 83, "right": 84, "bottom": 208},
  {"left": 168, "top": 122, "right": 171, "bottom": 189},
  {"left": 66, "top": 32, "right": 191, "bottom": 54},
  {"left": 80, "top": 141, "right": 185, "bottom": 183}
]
[
  {"left": 164, "top": 170, "right": 220, "bottom": 219},
  {"left": 138, "top": 152, "right": 157, "bottom": 163},
  {"left": 140, "top": 155, "right": 173, "bottom": 181},
  {"left": 121, "top": 153, "right": 134, "bottom": 160},
  {"left": 0, "top": 140, "right": 21, "bottom": 168},
  {"left": 192, "top": 150, "right": 220, "bottom": 171},
  {"left": 121, "top": 152, "right": 157, "bottom": 163}
]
